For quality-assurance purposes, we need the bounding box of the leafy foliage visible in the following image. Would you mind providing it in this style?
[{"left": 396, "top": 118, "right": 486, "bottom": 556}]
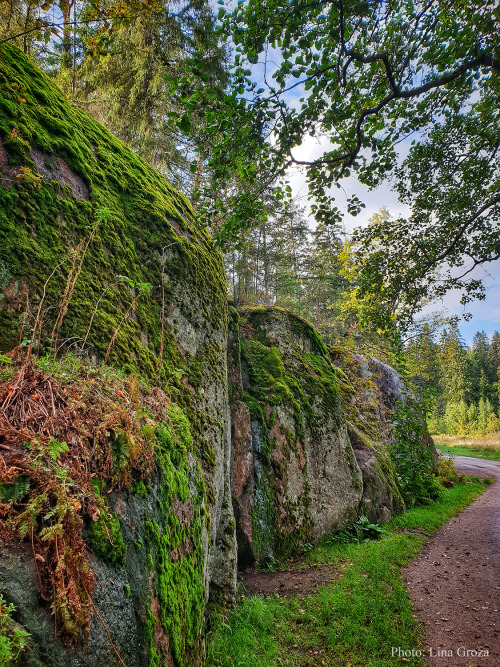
[
  {"left": 175, "top": 0, "right": 499, "bottom": 322},
  {"left": 0, "top": 594, "right": 30, "bottom": 664},
  {"left": 223, "top": 204, "right": 392, "bottom": 356},
  {"left": 324, "top": 516, "right": 386, "bottom": 546},
  {"left": 407, "top": 325, "right": 500, "bottom": 437},
  {"left": 0, "top": 476, "right": 30, "bottom": 504},
  {"left": 391, "top": 398, "right": 441, "bottom": 507},
  {"left": 435, "top": 456, "right": 464, "bottom": 489},
  {"left": 0, "top": 0, "right": 162, "bottom": 56},
  {"left": 76, "top": 0, "right": 228, "bottom": 195}
]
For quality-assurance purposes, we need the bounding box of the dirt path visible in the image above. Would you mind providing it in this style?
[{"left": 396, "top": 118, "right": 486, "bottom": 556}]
[
  {"left": 239, "top": 564, "right": 341, "bottom": 598},
  {"left": 404, "top": 457, "right": 500, "bottom": 666}
]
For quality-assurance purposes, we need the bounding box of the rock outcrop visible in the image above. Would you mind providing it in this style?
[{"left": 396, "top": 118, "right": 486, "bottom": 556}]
[
  {"left": 229, "top": 307, "right": 364, "bottom": 565},
  {"left": 228, "top": 308, "right": 415, "bottom": 565},
  {"left": 0, "top": 43, "right": 236, "bottom": 666}
]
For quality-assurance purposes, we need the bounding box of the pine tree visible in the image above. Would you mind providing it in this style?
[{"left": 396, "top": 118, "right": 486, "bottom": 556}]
[
  {"left": 301, "top": 222, "right": 346, "bottom": 340},
  {"left": 439, "top": 325, "right": 470, "bottom": 405},
  {"left": 406, "top": 324, "right": 441, "bottom": 400},
  {"left": 75, "top": 0, "right": 227, "bottom": 193}
]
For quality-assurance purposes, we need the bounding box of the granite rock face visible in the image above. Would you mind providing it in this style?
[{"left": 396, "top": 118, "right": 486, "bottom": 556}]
[
  {"left": 0, "top": 44, "right": 236, "bottom": 667},
  {"left": 229, "top": 307, "right": 364, "bottom": 565},
  {"left": 229, "top": 310, "right": 434, "bottom": 564},
  {"left": 331, "top": 352, "right": 407, "bottom": 523}
]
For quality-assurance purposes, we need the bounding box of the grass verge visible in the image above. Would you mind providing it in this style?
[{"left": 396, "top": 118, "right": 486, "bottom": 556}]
[
  {"left": 207, "top": 480, "right": 488, "bottom": 667},
  {"left": 432, "top": 435, "right": 500, "bottom": 461},
  {"left": 434, "top": 444, "right": 500, "bottom": 461}
]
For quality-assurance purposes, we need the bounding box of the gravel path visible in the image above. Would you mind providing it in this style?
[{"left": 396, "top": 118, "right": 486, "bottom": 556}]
[{"left": 404, "top": 456, "right": 500, "bottom": 666}]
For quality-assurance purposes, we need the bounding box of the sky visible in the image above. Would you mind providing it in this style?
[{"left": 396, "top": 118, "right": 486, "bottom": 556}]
[{"left": 286, "top": 133, "right": 500, "bottom": 346}]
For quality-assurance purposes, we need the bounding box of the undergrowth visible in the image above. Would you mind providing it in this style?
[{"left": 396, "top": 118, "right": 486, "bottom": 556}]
[
  {"left": 207, "top": 479, "right": 487, "bottom": 667},
  {"left": 0, "top": 348, "right": 179, "bottom": 646},
  {"left": 391, "top": 397, "right": 441, "bottom": 507},
  {"left": 322, "top": 515, "right": 386, "bottom": 546},
  {"left": 0, "top": 595, "right": 30, "bottom": 664}
]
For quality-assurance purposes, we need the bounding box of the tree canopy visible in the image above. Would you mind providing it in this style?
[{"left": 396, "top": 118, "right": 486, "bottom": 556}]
[
  {"left": 0, "top": 0, "right": 160, "bottom": 50},
  {"left": 177, "top": 0, "right": 499, "bottom": 327}
]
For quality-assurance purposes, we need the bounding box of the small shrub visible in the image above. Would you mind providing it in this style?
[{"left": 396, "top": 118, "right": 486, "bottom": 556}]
[
  {"left": 0, "top": 595, "right": 30, "bottom": 664},
  {"left": 324, "top": 515, "right": 385, "bottom": 545},
  {"left": 436, "top": 456, "right": 464, "bottom": 488},
  {"left": 391, "top": 397, "right": 441, "bottom": 506}
]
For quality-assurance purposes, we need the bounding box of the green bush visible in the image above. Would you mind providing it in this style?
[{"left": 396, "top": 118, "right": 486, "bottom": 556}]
[
  {"left": 0, "top": 595, "right": 30, "bottom": 664},
  {"left": 436, "top": 456, "right": 463, "bottom": 488},
  {"left": 391, "top": 398, "right": 441, "bottom": 506}
]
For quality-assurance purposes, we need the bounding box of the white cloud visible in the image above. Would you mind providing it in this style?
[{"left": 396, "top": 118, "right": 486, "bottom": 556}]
[{"left": 286, "top": 135, "right": 500, "bottom": 342}]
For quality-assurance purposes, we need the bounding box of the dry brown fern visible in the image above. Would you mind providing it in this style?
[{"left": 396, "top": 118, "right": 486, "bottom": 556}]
[{"left": 0, "top": 350, "right": 160, "bottom": 647}]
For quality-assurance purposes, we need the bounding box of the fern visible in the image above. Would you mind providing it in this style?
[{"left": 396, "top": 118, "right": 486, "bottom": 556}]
[
  {"left": 0, "top": 476, "right": 30, "bottom": 503},
  {"left": 39, "top": 523, "right": 64, "bottom": 542},
  {"left": 110, "top": 430, "right": 134, "bottom": 472},
  {"left": 16, "top": 493, "right": 47, "bottom": 538},
  {"left": 47, "top": 437, "right": 69, "bottom": 462}
]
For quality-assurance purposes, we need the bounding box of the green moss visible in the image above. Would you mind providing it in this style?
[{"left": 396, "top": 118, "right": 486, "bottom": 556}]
[
  {"left": 236, "top": 307, "right": 344, "bottom": 563},
  {"left": 0, "top": 594, "right": 30, "bottom": 664},
  {"left": 0, "top": 44, "right": 226, "bottom": 410},
  {"left": 240, "top": 309, "right": 341, "bottom": 438},
  {"left": 145, "top": 512, "right": 206, "bottom": 657},
  {"left": 88, "top": 508, "right": 126, "bottom": 566},
  {"left": 131, "top": 479, "right": 150, "bottom": 497},
  {"left": 137, "top": 406, "right": 209, "bottom": 666},
  {"left": 227, "top": 304, "right": 239, "bottom": 330}
]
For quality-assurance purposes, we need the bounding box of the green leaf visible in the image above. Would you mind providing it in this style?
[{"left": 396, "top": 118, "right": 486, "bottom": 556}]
[{"left": 178, "top": 114, "right": 192, "bottom": 133}]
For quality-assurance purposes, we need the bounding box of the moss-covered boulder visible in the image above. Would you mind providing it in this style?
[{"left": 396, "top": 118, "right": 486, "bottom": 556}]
[
  {"left": 331, "top": 351, "right": 437, "bottom": 521},
  {"left": 229, "top": 307, "right": 363, "bottom": 565},
  {"left": 330, "top": 351, "right": 407, "bottom": 522},
  {"left": 0, "top": 44, "right": 236, "bottom": 666}
]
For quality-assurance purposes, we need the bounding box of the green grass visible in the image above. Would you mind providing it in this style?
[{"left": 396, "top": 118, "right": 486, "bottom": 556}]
[
  {"left": 435, "top": 444, "right": 500, "bottom": 461},
  {"left": 432, "top": 435, "right": 500, "bottom": 461},
  {"left": 206, "top": 480, "right": 488, "bottom": 667}
]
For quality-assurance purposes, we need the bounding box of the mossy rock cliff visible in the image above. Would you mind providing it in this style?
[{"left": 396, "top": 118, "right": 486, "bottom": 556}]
[
  {"left": 0, "top": 44, "right": 236, "bottom": 666},
  {"left": 229, "top": 307, "right": 414, "bottom": 566},
  {"left": 229, "top": 306, "right": 364, "bottom": 565}
]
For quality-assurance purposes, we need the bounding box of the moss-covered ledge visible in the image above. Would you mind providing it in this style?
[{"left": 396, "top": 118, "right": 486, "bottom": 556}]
[{"left": 0, "top": 44, "right": 236, "bottom": 667}]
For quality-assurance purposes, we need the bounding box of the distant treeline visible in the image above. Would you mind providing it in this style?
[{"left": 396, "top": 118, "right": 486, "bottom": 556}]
[{"left": 405, "top": 326, "right": 500, "bottom": 436}]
